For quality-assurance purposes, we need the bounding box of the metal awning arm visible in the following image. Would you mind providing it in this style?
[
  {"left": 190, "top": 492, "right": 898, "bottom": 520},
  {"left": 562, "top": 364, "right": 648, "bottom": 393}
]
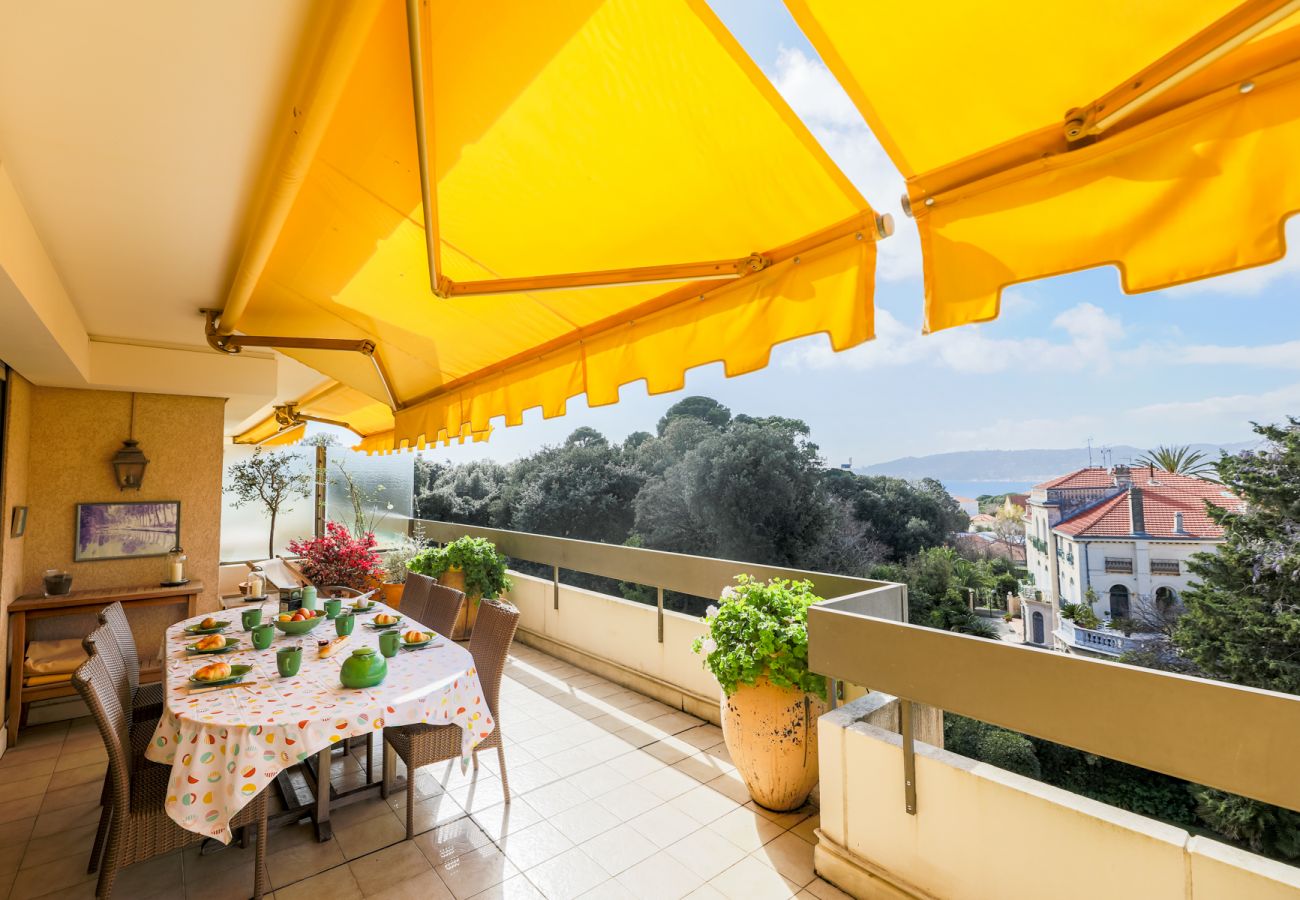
[{"left": 1065, "top": 0, "right": 1300, "bottom": 140}]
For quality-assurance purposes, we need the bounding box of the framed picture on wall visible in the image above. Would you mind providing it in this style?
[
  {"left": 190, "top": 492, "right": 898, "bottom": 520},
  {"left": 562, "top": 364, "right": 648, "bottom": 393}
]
[{"left": 74, "top": 500, "right": 181, "bottom": 562}]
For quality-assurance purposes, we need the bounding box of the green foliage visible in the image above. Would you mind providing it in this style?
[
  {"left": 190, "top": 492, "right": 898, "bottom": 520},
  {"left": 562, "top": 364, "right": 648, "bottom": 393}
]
[
  {"left": 1176, "top": 419, "right": 1300, "bottom": 693},
  {"left": 1074, "top": 604, "right": 1102, "bottom": 629},
  {"left": 1192, "top": 789, "right": 1300, "bottom": 860},
  {"left": 825, "top": 472, "right": 970, "bottom": 560},
  {"left": 1030, "top": 735, "right": 1198, "bottom": 826},
  {"left": 1060, "top": 602, "right": 1080, "bottom": 620},
  {"left": 657, "top": 396, "right": 731, "bottom": 435},
  {"left": 407, "top": 536, "right": 510, "bottom": 602},
  {"left": 873, "top": 546, "right": 1000, "bottom": 638},
  {"left": 943, "top": 715, "right": 1039, "bottom": 779},
  {"left": 507, "top": 429, "right": 643, "bottom": 543},
  {"left": 414, "top": 458, "right": 509, "bottom": 527},
  {"left": 691, "top": 576, "right": 826, "bottom": 699},
  {"left": 224, "top": 448, "right": 312, "bottom": 558},
  {"left": 1138, "top": 444, "right": 1219, "bottom": 480}
]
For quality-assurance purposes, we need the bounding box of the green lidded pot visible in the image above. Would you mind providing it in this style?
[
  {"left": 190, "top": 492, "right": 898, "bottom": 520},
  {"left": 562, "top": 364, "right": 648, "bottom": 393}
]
[{"left": 339, "top": 646, "right": 387, "bottom": 689}]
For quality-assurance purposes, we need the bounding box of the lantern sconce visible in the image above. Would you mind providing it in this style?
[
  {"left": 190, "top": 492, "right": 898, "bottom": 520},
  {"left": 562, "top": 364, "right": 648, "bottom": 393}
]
[{"left": 111, "top": 393, "right": 150, "bottom": 491}]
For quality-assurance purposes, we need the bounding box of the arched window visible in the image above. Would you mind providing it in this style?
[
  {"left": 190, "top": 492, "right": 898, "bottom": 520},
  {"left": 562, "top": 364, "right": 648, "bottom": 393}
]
[
  {"left": 1031, "top": 611, "right": 1045, "bottom": 644},
  {"left": 1109, "top": 585, "right": 1131, "bottom": 619},
  {"left": 1154, "top": 586, "right": 1178, "bottom": 610}
]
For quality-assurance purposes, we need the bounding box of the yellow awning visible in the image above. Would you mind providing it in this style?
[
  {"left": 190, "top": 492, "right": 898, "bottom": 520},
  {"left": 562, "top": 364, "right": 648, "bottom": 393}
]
[
  {"left": 787, "top": 0, "right": 1300, "bottom": 331},
  {"left": 222, "top": 0, "right": 880, "bottom": 451}
]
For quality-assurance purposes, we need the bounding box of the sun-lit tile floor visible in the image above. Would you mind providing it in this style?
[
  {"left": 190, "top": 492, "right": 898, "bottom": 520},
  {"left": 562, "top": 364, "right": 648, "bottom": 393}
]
[{"left": 0, "top": 643, "right": 850, "bottom": 900}]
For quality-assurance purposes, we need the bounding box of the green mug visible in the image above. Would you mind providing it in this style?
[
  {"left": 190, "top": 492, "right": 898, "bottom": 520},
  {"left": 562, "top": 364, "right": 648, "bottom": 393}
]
[
  {"left": 379, "top": 630, "right": 401, "bottom": 658},
  {"left": 335, "top": 612, "right": 356, "bottom": 637},
  {"left": 324, "top": 597, "right": 343, "bottom": 619},
  {"left": 251, "top": 623, "right": 275, "bottom": 650},
  {"left": 242, "top": 608, "right": 262, "bottom": 631},
  {"left": 276, "top": 645, "right": 302, "bottom": 677}
]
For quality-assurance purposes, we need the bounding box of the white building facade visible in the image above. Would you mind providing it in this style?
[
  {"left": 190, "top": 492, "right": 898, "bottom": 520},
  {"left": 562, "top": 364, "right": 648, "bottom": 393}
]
[{"left": 1023, "top": 465, "right": 1241, "bottom": 657}]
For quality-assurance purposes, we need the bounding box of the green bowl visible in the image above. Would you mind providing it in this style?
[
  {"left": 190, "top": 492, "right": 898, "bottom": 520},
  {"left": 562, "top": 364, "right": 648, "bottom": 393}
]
[{"left": 273, "top": 615, "right": 326, "bottom": 636}]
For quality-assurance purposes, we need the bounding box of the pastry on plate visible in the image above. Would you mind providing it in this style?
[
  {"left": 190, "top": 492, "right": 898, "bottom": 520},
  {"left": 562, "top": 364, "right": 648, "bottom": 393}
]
[{"left": 195, "top": 661, "right": 232, "bottom": 681}]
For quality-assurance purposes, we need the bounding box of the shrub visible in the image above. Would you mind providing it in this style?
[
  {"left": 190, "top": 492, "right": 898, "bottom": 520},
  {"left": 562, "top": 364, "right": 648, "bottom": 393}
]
[
  {"left": 407, "top": 536, "right": 510, "bottom": 601},
  {"left": 1193, "top": 789, "right": 1300, "bottom": 861},
  {"left": 288, "top": 522, "right": 381, "bottom": 590},
  {"left": 692, "top": 575, "right": 826, "bottom": 699},
  {"left": 976, "top": 729, "right": 1041, "bottom": 779}
]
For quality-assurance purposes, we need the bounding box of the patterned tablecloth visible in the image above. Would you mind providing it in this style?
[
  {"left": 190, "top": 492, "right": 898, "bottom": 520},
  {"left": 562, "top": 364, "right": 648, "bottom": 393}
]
[{"left": 146, "top": 600, "right": 493, "bottom": 843}]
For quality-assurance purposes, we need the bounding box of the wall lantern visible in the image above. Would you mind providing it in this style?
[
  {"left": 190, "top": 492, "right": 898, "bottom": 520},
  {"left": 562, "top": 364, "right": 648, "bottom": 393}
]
[{"left": 112, "top": 393, "right": 149, "bottom": 491}]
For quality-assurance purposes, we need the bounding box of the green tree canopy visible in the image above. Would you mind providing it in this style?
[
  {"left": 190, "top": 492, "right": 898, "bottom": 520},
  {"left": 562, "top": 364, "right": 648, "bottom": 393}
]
[{"left": 656, "top": 395, "right": 731, "bottom": 436}]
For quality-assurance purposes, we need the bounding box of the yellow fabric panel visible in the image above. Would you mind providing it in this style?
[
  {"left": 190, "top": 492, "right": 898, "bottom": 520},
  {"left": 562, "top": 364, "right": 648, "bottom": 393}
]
[
  {"left": 238, "top": 0, "right": 873, "bottom": 449},
  {"left": 788, "top": 1, "right": 1300, "bottom": 331},
  {"left": 358, "top": 233, "right": 872, "bottom": 453},
  {"left": 919, "top": 61, "right": 1300, "bottom": 331},
  {"left": 786, "top": 0, "right": 1244, "bottom": 177},
  {"left": 260, "top": 423, "right": 306, "bottom": 448}
]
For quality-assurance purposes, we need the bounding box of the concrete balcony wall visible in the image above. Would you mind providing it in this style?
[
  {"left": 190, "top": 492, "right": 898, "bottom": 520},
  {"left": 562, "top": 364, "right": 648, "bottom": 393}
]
[
  {"left": 815, "top": 694, "right": 1300, "bottom": 900},
  {"left": 504, "top": 571, "right": 723, "bottom": 724}
]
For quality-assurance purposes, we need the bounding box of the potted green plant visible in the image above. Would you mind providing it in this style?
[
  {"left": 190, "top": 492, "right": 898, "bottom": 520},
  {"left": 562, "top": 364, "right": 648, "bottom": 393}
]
[
  {"left": 379, "top": 524, "right": 426, "bottom": 608},
  {"left": 693, "top": 575, "right": 826, "bottom": 811},
  {"left": 408, "top": 536, "right": 510, "bottom": 638}
]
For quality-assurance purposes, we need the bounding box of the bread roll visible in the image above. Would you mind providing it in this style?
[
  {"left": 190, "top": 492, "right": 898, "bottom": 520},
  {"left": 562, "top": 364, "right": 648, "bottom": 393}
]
[
  {"left": 403, "top": 630, "right": 429, "bottom": 643},
  {"left": 196, "top": 661, "right": 232, "bottom": 681},
  {"left": 196, "top": 634, "right": 226, "bottom": 651}
]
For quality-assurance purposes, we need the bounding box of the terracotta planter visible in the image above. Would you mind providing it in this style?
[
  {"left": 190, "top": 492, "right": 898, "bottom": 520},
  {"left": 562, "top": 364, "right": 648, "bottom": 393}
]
[
  {"left": 438, "top": 568, "right": 480, "bottom": 639},
  {"left": 380, "top": 582, "right": 405, "bottom": 608},
  {"left": 721, "top": 676, "right": 825, "bottom": 811}
]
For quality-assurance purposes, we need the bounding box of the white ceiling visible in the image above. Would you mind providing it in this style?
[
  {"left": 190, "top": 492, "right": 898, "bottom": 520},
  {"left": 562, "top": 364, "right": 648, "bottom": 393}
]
[{"left": 0, "top": 0, "right": 314, "bottom": 347}]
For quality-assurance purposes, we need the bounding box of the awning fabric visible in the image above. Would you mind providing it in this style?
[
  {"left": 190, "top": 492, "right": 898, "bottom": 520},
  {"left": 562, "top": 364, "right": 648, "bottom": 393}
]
[
  {"left": 227, "top": 0, "right": 877, "bottom": 451},
  {"left": 787, "top": 0, "right": 1300, "bottom": 332}
]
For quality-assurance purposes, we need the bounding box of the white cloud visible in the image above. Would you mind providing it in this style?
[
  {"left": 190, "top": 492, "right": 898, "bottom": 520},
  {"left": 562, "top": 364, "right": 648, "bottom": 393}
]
[
  {"left": 783, "top": 302, "right": 1124, "bottom": 375},
  {"left": 941, "top": 414, "right": 1103, "bottom": 451},
  {"left": 768, "top": 48, "right": 919, "bottom": 282},
  {"left": 1129, "top": 383, "right": 1300, "bottom": 424},
  {"left": 1171, "top": 340, "right": 1300, "bottom": 369}
]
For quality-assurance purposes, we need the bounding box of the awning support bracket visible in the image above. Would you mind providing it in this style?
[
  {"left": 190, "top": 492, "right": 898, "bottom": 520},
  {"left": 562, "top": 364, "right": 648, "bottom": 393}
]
[
  {"left": 1064, "top": 0, "right": 1300, "bottom": 141},
  {"left": 202, "top": 309, "right": 401, "bottom": 411}
]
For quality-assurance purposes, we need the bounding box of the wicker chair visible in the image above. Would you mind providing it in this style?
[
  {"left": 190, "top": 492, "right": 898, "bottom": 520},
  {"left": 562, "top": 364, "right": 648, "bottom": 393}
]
[
  {"left": 381, "top": 598, "right": 519, "bottom": 839},
  {"left": 400, "top": 573, "right": 465, "bottom": 638},
  {"left": 98, "top": 602, "right": 164, "bottom": 722},
  {"left": 74, "top": 628, "right": 269, "bottom": 899}
]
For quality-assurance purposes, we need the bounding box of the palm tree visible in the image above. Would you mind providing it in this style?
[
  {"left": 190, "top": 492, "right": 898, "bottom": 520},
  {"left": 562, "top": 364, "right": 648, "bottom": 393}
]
[{"left": 1138, "top": 445, "right": 1219, "bottom": 480}]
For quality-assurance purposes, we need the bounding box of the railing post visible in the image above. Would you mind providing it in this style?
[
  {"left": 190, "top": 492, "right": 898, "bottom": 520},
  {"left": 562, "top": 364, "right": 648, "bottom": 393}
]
[
  {"left": 901, "top": 698, "right": 917, "bottom": 815},
  {"left": 656, "top": 586, "right": 664, "bottom": 644},
  {"left": 552, "top": 565, "right": 560, "bottom": 611}
]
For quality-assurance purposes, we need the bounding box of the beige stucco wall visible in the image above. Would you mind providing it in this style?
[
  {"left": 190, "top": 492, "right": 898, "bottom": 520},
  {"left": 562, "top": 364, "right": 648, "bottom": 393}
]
[
  {"left": 505, "top": 571, "right": 723, "bottom": 723},
  {"left": 20, "top": 386, "right": 223, "bottom": 611},
  {"left": 815, "top": 695, "right": 1300, "bottom": 900},
  {"left": 0, "top": 383, "right": 226, "bottom": 717}
]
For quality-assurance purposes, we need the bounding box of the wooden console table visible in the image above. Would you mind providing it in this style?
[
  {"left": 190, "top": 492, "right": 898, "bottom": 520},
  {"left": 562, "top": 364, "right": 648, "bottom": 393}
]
[{"left": 7, "top": 582, "right": 202, "bottom": 744}]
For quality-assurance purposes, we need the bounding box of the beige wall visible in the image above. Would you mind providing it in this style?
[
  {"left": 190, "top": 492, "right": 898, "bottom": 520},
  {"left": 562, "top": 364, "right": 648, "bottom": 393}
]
[
  {"left": 21, "top": 386, "right": 224, "bottom": 609},
  {"left": 0, "top": 378, "right": 225, "bottom": 737},
  {"left": 815, "top": 695, "right": 1300, "bottom": 900}
]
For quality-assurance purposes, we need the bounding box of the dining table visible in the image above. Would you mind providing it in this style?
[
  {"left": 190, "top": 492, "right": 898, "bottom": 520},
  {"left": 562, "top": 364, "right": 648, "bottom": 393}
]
[{"left": 145, "top": 599, "right": 494, "bottom": 844}]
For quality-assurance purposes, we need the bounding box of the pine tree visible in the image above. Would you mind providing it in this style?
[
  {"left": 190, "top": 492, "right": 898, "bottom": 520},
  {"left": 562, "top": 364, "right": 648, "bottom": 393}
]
[{"left": 1175, "top": 417, "right": 1300, "bottom": 860}]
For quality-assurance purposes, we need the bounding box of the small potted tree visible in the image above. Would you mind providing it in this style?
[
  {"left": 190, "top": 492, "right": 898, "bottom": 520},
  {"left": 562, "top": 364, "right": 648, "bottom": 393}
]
[
  {"left": 378, "top": 524, "right": 425, "bottom": 608},
  {"left": 288, "top": 522, "right": 382, "bottom": 592},
  {"left": 693, "top": 575, "right": 826, "bottom": 811},
  {"left": 408, "top": 536, "right": 509, "bottom": 638}
]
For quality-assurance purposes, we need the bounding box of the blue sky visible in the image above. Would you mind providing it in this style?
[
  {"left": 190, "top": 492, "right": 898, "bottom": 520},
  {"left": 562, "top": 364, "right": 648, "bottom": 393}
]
[{"left": 422, "top": 0, "right": 1300, "bottom": 468}]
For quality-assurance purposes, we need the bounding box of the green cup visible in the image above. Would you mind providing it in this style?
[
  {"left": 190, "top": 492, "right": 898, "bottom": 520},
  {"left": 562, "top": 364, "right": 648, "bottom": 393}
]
[
  {"left": 242, "top": 608, "right": 262, "bottom": 631},
  {"left": 276, "top": 645, "right": 302, "bottom": 677},
  {"left": 324, "top": 597, "right": 343, "bottom": 619},
  {"left": 379, "top": 630, "right": 401, "bottom": 658},
  {"left": 335, "top": 612, "right": 356, "bottom": 637},
  {"left": 251, "top": 623, "right": 275, "bottom": 650}
]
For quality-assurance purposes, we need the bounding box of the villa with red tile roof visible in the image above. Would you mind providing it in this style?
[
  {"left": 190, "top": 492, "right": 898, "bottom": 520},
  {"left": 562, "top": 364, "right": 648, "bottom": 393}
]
[{"left": 1020, "top": 465, "right": 1242, "bottom": 657}]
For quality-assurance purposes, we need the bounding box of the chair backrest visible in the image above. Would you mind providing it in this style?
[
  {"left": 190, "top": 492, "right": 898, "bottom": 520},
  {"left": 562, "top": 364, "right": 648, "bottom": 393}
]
[
  {"left": 74, "top": 627, "right": 133, "bottom": 815},
  {"left": 98, "top": 602, "right": 141, "bottom": 703},
  {"left": 467, "top": 598, "right": 519, "bottom": 719},
  {"left": 86, "top": 616, "right": 133, "bottom": 716},
  {"left": 406, "top": 574, "right": 465, "bottom": 638}
]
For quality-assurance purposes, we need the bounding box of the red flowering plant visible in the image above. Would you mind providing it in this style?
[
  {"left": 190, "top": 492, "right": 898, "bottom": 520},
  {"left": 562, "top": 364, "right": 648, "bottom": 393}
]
[{"left": 287, "top": 522, "right": 381, "bottom": 590}]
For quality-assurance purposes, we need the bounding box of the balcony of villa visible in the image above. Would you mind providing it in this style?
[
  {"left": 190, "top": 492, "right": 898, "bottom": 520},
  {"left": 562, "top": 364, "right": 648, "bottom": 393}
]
[{"left": 1055, "top": 617, "right": 1163, "bottom": 658}]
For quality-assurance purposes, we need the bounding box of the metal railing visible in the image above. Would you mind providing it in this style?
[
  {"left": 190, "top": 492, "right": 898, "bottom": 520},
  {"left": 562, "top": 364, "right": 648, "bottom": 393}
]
[
  {"left": 1057, "top": 618, "right": 1160, "bottom": 657},
  {"left": 808, "top": 605, "right": 1300, "bottom": 816},
  {"left": 413, "top": 519, "right": 906, "bottom": 643}
]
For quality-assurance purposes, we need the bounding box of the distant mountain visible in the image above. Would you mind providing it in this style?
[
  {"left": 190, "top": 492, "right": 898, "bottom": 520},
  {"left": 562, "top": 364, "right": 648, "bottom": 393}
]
[{"left": 858, "top": 443, "right": 1256, "bottom": 486}]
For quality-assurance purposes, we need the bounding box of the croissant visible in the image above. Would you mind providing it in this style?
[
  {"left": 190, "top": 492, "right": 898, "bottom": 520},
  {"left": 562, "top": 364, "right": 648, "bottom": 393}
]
[
  {"left": 195, "top": 661, "right": 232, "bottom": 681},
  {"left": 196, "top": 634, "right": 226, "bottom": 651},
  {"left": 402, "top": 630, "right": 429, "bottom": 643},
  {"left": 374, "top": 613, "right": 398, "bottom": 625}
]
